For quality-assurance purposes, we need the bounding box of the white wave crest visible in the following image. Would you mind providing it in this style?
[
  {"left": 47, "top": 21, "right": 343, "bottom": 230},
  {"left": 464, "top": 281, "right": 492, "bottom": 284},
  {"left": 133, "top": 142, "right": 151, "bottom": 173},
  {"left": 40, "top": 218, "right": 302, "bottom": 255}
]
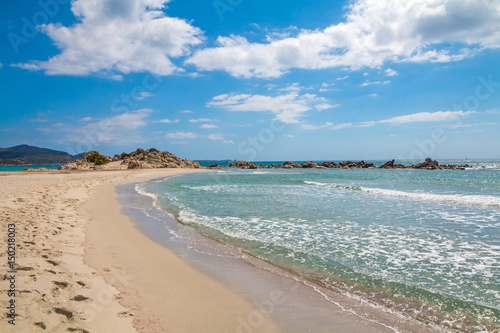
[
  {"left": 304, "top": 181, "right": 500, "bottom": 208},
  {"left": 360, "top": 187, "right": 500, "bottom": 209},
  {"left": 135, "top": 183, "right": 160, "bottom": 207}
]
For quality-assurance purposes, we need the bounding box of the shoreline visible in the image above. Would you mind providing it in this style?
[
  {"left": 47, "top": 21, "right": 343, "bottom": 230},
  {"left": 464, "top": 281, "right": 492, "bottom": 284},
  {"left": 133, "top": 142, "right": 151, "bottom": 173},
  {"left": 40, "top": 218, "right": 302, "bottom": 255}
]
[
  {"left": 84, "top": 170, "right": 284, "bottom": 332},
  {"left": 0, "top": 168, "right": 281, "bottom": 332},
  {"left": 0, "top": 168, "right": 441, "bottom": 332},
  {"left": 116, "top": 173, "right": 441, "bottom": 333}
]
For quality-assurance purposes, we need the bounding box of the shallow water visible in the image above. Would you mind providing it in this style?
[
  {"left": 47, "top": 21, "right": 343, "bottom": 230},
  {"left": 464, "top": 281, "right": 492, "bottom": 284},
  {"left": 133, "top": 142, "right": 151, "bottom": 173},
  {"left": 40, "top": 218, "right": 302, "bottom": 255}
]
[{"left": 138, "top": 163, "right": 500, "bottom": 331}]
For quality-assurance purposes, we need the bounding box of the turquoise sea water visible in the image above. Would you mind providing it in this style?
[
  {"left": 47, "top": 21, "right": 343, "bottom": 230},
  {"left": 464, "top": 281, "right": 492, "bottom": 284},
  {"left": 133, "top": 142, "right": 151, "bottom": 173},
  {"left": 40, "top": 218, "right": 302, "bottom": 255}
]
[
  {"left": 138, "top": 161, "right": 500, "bottom": 331},
  {"left": 0, "top": 164, "right": 62, "bottom": 171}
]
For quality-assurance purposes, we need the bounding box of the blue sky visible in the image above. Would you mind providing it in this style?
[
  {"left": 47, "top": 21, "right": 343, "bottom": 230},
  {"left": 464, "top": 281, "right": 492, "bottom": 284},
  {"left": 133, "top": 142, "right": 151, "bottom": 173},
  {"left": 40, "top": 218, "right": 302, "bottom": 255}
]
[{"left": 0, "top": 0, "right": 499, "bottom": 161}]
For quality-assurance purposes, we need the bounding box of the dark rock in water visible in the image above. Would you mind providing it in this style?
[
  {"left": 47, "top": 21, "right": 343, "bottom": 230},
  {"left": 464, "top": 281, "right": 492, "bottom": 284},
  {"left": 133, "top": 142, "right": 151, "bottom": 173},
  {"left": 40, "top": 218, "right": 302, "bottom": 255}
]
[
  {"left": 209, "top": 164, "right": 222, "bottom": 168},
  {"left": 413, "top": 158, "right": 439, "bottom": 169},
  {"left": 301, "top": 161, "right": 318, "bottom": 168},
  {"left": 379, "top": 160, "right": 395, "bottom": 169},
  {"left": 233, "top": 161, "right": 253, "bottom": 168},
  {"left": 319, "top": 161, "right": 338, "bottom": 168},
  {"left": 226, "top": 158, "right": 471, "bottom": 171}
]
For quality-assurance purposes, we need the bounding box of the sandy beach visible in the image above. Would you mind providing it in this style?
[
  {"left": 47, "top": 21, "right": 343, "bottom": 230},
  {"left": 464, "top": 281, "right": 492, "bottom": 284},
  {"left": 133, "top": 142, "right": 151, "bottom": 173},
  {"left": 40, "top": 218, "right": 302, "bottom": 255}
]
[
  {"left": 0, "top": 167, "right": 444, "bottom": 333},
  {"left": 0, "top": 168, "right": 281, "bottom": 333}
]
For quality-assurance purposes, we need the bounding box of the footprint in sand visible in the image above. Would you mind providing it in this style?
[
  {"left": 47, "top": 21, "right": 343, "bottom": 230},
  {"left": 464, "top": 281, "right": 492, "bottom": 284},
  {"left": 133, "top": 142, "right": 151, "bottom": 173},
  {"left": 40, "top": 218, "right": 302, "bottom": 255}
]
[
  {"left": 53, "top": 307, "right": 73, "bottom": 320},
  {"left": 67, "top": 328, "right": 89, "bottom": 333},
  {"left": 53, "top": 281, "right": 69, "bottom": 288},
  {"left": 34, "top": 322, "right": 46, "bottom": 330},
  {"left": 71, "top": 295, "right": 92, "bottom": 302}
]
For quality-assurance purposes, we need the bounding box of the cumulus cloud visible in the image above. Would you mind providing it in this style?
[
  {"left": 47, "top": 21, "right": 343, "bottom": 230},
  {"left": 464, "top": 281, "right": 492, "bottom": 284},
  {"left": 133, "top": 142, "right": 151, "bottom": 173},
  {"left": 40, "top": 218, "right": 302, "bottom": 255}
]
[
  {"left": 17, "top": 0, "right": 203, "bottom": 76},
  {"left": 187, "top": 0, "right": 500, "bottom": 78},
  {"left": 207, "top": 92, "right": 335, "bottom": 124}
]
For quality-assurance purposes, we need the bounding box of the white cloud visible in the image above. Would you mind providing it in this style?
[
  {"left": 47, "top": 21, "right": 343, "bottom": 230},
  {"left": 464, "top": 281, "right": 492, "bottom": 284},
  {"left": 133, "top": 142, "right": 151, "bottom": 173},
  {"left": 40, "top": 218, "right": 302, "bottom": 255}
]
[
  {"left": 189, "top": 118, "right": 217, "bottom": 123},
  {"left": 319, "top": 82, "right": 339, "bottom": 92},
  {"left": 443, "top": 122, "right": 496, "bottom": 128},
  {"left": 187, "top": 0, "right": 500, "bottom": 78},
  {"left": 359, "top": 110, "right": 476, "bottom": 127},
  {"left": 154, "top": 118, "right": 180, "bottom": 123},
  {"left": 385, "top": 68, "right": 398, "bottom": 76},
  {"left": 180, "top": 110, "right": 193, "bottom": 113},
  {"left": 336, "top": 76, "right": 349, "bottom": 81},
  {"left": 137, "top": 92, "right": 155, "bottom": 100},
  {"left": 284, "top": 134, "right": 294, "bottom": 138},
  {"left": 109, "top": 74, "right": 124, "bottom": 81},
  {"left": 361, "top": 80, "right": 391, "bottom": 86},
  {"left": 368, "top": 93, "right": 379, "bottom": 97},
  {"left": 17, "top": 0, "right": 203, "bottom": 77},
  {"left": 208, "top": 133, "right": 233, "bottom": 144},
  {"left": 76, "top": 108, "right": 152, "bottom": 143},
  {"left": 200, "top": 124, "right": 218, "bottom": 129},
  {"left": 208, "top": 92, "right": 335, "bottom": 124},
  {"left": 302, "top": 122, "right": 352, "bottom": 130},
  {"left": 29, "top": 112, "right": 49, "bottom": 123},
  {"left": 43, "top": 109, "right": 153, "bottom": 145},
  {"left": 331, "top": 122, "right": 353, "bottom": 130},
  {"left": 301, "top": 122, "right": 333, "bottom": 130},
  {"left": 165, "top": 131, "right": 199, "bottom": 139},
  {"left": 279, "top": 82, "right": 304, "bottom": 92}
]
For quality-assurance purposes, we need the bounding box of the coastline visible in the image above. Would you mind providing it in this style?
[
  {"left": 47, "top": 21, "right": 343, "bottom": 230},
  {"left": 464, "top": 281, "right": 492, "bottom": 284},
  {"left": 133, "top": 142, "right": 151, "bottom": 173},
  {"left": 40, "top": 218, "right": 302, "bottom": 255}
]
[
  {"left": 0, "top": 168, "right": 440, "bottom": 332},
  {"left": 0, "top": 168, "right": 280, "bottom": 332},
  {"left": 113, "top": 173, "right": 441, "bottom": 333},
  {"left": 84, "top": 170, "right": 283, "bottom": 333}
]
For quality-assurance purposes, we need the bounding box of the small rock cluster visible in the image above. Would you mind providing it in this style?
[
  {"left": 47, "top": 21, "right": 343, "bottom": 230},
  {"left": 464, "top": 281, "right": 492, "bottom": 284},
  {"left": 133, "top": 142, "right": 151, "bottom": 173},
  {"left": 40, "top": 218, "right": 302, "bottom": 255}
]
[
  {"left": 211, "top": 158, "right": 470, "bottom": 170},
  {"left": 60, "top": 151, "right": 109, "bottom": 170}
]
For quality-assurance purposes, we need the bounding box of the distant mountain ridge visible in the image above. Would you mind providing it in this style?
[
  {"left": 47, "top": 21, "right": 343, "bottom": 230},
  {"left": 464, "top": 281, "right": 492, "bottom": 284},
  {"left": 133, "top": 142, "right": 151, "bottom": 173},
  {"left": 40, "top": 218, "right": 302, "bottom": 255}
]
[{"left": 0, "top": 144, "right": 80, "bottom": 165}]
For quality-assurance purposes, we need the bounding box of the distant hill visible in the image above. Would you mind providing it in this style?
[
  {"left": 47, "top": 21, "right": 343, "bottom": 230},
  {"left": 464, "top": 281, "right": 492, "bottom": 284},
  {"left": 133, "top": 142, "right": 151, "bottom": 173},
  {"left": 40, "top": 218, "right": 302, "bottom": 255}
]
[{"left": 0, "top": 144, "right": 80, "bottom": 165}]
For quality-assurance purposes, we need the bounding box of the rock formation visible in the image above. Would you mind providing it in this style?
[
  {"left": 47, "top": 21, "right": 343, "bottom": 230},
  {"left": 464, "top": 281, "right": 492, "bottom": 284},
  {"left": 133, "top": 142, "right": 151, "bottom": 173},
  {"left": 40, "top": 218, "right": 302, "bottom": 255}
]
[
  {"left": 225, "top": 158, "right": 470, "bottom": 170},
  {"left": 121, "top": 148, "right": 200, "bottom": 169},
  {"left": 60, "top": 151, "right": 109, "bottom": 170},
  {"left": 61, "top": 148, "right": 200, "bottom": 170}
]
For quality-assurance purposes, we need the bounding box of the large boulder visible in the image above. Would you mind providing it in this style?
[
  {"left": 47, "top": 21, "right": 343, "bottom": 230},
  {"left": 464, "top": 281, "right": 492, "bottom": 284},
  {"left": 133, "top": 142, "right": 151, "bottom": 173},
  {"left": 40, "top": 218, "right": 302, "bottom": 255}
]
[{"left": 128, "top": 161, "right": 141, "bottom": 169}]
